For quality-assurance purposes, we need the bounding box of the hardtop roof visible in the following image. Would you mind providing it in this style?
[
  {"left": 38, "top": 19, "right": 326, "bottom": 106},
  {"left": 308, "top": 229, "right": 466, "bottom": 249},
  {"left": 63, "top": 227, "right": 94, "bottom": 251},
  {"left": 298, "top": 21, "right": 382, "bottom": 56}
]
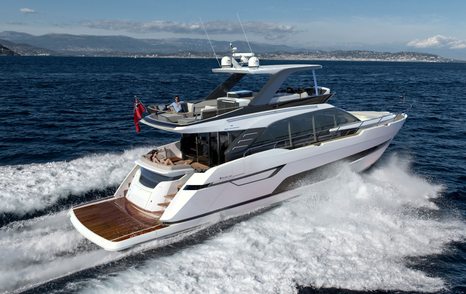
[{"left": 212, "top": 64, "right": 322, "bottom": 75}]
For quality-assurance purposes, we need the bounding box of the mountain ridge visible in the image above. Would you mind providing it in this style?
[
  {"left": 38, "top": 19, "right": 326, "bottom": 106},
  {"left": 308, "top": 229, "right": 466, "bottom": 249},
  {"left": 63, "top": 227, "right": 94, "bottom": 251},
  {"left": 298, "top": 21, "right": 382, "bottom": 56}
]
[
  {"left": 0, "top": 31, "right": 458, "bottom": 62},
  {"left": 0, "top": 38, "right": 56, "bottom": 56}
]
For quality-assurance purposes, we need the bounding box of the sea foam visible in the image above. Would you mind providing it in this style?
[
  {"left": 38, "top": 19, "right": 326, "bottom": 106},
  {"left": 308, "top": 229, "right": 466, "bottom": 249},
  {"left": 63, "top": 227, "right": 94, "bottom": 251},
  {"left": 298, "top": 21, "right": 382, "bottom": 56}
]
[
  {"left": 0, "top": 210, "right": 203, "bottom": 293},
  {"left": 0, "top": 147, "right": 151, "bottom": 216},
  {"left": 0, "top": 211, "right": 110, "bottom": 293},
  {"left": 77, "top": 155, "right": 465, "bottom": 293},
  {"left": 0, "top": 156, "right": 464, "bottom": 293}
]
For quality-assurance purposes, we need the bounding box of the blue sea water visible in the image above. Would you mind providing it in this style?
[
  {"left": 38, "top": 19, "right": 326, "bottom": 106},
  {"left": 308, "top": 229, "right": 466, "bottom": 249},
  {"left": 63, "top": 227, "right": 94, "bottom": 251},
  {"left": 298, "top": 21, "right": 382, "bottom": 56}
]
[{"left": 0, "top": 57, "right": 465, "bottom": 293}]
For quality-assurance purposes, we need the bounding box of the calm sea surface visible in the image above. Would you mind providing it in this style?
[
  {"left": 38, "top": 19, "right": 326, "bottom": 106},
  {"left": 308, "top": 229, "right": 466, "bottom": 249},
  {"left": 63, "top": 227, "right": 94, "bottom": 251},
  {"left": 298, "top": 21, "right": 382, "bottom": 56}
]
[{"left": 0, "top": 57, "right": 465, "bottom": 293}]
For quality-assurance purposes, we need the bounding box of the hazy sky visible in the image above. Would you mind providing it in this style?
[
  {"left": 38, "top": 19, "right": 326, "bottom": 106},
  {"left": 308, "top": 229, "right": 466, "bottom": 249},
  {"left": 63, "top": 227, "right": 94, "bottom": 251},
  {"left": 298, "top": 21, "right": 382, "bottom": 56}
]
[{"left": 2, "top": 0, "right": 466, "bottom": 58}]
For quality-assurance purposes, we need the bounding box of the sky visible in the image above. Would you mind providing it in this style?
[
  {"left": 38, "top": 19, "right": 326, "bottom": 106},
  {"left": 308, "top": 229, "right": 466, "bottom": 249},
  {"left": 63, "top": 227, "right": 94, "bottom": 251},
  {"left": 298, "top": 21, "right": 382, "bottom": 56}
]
[{"left": 2, "top": 0, "right": 466, "bottom": 59}]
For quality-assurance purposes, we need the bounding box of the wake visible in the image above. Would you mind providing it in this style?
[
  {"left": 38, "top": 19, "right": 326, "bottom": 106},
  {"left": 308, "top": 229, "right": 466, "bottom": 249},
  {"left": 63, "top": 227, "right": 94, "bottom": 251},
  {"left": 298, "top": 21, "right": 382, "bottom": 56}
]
[
  {"left": 0, "top": 212, "right": 112, "bottom": 293},
  {"left": 0, "top": 147, "right": 151, "bottom": 219},
  {"left": 77, "top": 155, "right": 465, "bottom": 293},
  {"left": 0, "top": 210, "right": 203, "bottom": 293},
  {"left": 0, "top": 155, "right": 464, "bottom": 293}
]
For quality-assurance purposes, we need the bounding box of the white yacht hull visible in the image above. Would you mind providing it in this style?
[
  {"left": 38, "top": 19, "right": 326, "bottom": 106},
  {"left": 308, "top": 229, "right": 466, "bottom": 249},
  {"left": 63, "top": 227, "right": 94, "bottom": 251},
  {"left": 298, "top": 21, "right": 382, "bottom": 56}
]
[{"left": 69, "top": 113, "right": 405, "bottom": 251}]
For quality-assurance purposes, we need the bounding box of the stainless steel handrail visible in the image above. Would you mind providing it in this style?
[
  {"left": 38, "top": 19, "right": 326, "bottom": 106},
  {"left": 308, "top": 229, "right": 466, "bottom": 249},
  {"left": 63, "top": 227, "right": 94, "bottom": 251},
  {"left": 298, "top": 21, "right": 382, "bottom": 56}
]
[{"left": 329, "top": 112, "right": 398, "bottom": 134}]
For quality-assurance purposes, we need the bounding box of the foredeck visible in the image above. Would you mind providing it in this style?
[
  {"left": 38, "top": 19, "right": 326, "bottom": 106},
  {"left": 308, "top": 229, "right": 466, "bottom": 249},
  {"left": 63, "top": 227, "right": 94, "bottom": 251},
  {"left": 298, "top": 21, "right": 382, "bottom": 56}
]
[{"left": 73, "top": 197, "right": 166, "bottom": 242}]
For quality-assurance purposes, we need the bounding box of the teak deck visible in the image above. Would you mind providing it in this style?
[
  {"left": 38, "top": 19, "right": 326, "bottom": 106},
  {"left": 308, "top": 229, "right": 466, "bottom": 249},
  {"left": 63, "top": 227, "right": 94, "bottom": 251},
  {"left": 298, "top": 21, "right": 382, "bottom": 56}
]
[{"left": 73, "top": 197, "right": 166, "bottom": 242}]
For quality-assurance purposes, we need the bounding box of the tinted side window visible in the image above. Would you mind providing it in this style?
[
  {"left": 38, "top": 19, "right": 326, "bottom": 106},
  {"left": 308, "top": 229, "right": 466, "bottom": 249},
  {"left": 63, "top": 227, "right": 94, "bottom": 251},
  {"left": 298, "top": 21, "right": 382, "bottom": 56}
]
[
  {"left": 238, "top": 108, "right": 361, "bottom": 157},
  {"left": 314, "top": 108, "right": 360, "bottom": 132},
  {"left": 314, "top": 111, "right": 336, "bottom": 132},
  {"left": 333, "top": 108, "right": 360, "bottom": 125},
  {"left": 290, "top": 114, "right": 315, "bottom": 145},
  {"left": 224, "top": 129, "right": 264, "bottom": 161},
  {"left": 290, "top": 114, "right": 313, "bottom": 138},
  {"left": 258, "top": 119, "right": 290, "bottom": 146}
]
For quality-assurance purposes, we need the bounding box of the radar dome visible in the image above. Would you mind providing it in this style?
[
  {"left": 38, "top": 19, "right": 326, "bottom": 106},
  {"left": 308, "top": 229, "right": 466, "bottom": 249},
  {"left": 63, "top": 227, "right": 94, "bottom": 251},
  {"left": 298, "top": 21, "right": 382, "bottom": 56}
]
[
  {"left": 248, "top": 56, "right": 260, "bottom": 68},
  {"left": 221, "top": 56, "right": 232, "bottom": 68}
]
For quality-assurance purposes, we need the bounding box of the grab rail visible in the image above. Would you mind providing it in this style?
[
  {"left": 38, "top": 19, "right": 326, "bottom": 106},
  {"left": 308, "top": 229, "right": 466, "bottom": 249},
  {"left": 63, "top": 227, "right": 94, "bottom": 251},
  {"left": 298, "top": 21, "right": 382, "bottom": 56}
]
[{"left": 329, "top": 112, "right": 398, "bottom": 134}]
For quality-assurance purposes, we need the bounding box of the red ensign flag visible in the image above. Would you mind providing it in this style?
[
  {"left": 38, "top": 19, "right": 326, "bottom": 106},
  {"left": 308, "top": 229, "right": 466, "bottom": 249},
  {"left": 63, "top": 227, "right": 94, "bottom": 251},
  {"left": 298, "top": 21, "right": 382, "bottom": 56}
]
[{"left": 133, "top": 98, "right": 146, "bottom": 133}]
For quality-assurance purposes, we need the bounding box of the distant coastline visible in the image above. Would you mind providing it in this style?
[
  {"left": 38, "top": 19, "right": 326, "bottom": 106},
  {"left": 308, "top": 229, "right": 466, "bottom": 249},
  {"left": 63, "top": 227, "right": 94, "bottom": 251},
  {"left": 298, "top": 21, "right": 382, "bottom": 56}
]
[
  {"left": 0, "top": 31, "right": 462, "bottom": 63},
  {"left": 1, "top": 51, "right": 461, "bottom": 63},
  {"left": 1, "top": 49, "right": 462, "bottom": 63}
]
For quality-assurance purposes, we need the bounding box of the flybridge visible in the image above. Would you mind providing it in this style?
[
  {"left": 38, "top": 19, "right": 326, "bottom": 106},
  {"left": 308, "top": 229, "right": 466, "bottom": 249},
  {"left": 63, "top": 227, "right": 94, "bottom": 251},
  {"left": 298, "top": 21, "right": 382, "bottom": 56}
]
[{"left": 141, "top": 44, "right": 333, "bottom": 131}]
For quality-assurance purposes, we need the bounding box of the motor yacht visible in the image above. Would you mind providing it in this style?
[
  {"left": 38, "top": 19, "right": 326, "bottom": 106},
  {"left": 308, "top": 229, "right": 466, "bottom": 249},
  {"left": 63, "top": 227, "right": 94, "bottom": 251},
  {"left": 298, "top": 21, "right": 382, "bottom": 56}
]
[{"left": 70, "top": 47, "right": 407, "bottom": 251}]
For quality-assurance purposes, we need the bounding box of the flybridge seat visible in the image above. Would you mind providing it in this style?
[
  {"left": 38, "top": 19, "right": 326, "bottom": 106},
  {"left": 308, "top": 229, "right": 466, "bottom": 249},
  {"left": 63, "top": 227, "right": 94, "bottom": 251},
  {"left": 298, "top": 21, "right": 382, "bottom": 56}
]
[{"left": 146, "top": 94, "right": 254, "bottom": 124}]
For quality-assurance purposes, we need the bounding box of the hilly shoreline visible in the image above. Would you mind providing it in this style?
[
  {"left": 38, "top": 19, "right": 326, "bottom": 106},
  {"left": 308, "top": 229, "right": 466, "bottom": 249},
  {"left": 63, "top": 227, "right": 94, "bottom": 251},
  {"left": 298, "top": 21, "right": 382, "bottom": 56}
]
[{"left": 0, "top": 31, "right": 460, "bottom": 63}]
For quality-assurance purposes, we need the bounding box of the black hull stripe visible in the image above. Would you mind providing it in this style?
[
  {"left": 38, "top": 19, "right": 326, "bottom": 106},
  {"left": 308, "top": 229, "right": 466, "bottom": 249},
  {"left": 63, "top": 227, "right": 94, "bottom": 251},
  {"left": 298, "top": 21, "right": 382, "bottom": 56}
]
[
  {"left": 184, "top": 165, "right": 284, "bottom": 191},
  {"left": 163, "top": 140, "right": 390, "bottom": 225},
  {"left": 163, "top": 190, "right": 280, "bottom": 224}
]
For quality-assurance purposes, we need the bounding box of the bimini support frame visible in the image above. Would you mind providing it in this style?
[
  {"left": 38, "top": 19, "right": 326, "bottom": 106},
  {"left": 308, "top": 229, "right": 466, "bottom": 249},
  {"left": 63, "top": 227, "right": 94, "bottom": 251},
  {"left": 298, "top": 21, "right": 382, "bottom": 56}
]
[{"left": 312, "top": 70, "right": 319, "bottom": 96}]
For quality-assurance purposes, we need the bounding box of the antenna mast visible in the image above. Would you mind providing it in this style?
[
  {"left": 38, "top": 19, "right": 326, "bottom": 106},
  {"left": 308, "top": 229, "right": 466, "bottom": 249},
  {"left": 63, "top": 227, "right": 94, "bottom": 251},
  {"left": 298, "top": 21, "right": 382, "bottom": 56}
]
[
  {"left": 200, "top": 18, "right": 220, "bottom": 67},
  {"left": 236, "top": 13, "right": 253, "bottom": 53}
]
